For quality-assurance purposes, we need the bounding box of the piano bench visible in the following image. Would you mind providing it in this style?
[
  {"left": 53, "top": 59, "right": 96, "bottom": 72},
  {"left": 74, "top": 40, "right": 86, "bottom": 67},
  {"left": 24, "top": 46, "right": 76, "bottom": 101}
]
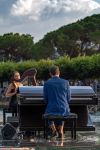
[{"left": 43, "top": 113, "right": 77, "bottom": 140}]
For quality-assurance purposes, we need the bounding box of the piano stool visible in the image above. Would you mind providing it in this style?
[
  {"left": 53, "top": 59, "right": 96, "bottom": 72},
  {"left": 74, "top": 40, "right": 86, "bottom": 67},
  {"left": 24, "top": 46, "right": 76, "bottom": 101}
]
[{"left": 43, "top": 113, "right": 77, "bottom": 140}]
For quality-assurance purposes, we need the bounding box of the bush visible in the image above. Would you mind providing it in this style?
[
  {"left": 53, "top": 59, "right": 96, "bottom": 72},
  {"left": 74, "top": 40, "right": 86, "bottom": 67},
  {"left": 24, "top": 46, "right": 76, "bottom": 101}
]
[{"left": 0, "top": 54, "right": 100, "bottom": 82}]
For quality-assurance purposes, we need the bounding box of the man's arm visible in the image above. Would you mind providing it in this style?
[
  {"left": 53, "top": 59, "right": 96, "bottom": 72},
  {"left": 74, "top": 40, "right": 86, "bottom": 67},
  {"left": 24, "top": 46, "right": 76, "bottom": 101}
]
[
  {"left": 67, "top": 81, "right": 71, "bottom": 103},
  {"left": 43, "top": 83, "right": 48, "bottom": 103}
]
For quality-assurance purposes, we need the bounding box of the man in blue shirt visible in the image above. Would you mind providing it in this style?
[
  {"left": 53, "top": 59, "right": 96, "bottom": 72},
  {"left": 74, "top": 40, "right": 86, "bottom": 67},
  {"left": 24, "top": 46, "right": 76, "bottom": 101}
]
[{"left": 43, "top": 65, "right": 71, "bottom": 138}]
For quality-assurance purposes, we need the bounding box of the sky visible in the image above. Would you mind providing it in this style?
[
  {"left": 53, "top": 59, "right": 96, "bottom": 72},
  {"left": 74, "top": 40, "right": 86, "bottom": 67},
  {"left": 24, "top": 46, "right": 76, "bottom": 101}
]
[{"left": 0, "top": 0, "right": 100, "bottom": 42}]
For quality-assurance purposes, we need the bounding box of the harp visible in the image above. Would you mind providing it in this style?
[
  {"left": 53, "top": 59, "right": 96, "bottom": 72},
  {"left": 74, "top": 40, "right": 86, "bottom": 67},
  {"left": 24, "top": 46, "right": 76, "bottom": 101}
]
[
  {"left": 20, "top": 68, "right": 37, "bottom": 86},
  {"left": 2, "top": 68, "right": 37, "bottom": 125}
]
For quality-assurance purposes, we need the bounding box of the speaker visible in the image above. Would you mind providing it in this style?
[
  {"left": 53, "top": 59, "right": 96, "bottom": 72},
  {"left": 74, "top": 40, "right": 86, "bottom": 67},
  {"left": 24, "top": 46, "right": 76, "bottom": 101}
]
[{"left": 1, "top": 123, "right": 16, "bottom": 140}]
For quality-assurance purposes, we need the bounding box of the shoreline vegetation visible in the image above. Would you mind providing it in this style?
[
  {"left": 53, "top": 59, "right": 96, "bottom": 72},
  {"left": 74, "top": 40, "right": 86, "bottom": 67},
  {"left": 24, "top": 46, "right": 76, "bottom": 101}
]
[{"left": 0, "top": 54, "right": 100, "bottom": 82}]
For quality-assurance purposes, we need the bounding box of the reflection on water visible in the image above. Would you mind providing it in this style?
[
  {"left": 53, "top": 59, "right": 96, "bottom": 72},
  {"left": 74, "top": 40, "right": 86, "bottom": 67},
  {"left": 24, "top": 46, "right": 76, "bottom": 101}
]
[
  {"left": 90, "top": 112, "right": 100, "bottom": 123},
  {"left": 0, "top": 110, "right": 3, "bottom": 122},
  {"left": 0, "top": 110, "right": 100, "bottom": 149},
  {"left": 33, "top": 148, "right": 100, "bottom": 150},
  {"left": 34, "top": 148, "right": 100, "bottom": 150}
]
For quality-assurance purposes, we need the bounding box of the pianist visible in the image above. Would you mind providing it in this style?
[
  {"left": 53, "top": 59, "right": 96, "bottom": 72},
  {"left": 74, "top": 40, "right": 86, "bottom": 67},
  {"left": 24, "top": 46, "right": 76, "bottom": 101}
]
[{"left": 43, "top": 65, "right": 71, "bottom": 138}]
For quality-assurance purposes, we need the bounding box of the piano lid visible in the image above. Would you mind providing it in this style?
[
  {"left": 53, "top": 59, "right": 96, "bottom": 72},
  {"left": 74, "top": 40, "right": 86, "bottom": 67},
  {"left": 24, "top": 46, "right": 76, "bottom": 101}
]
[
  {"left": 18, "top": 86, "right": 95, "bottom": 97},
  {"left": 18, "top": 86, "right": 43, "bottom": 95}
]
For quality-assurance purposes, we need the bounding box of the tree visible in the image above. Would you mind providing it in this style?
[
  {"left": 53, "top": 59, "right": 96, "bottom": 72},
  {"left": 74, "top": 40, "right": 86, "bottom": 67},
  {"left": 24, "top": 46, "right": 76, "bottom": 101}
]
[
  {"left": 31, "top": 14, "right": 100, "bottom": 59},
  {"left": 90, "top": 30, "right": 100, "bottom": 51},
  {"left": 79, "top": 34, "right": 91, "bottom": 55},
  {"left": 0, "top": 33, "right": 34, "bottom": 61}
]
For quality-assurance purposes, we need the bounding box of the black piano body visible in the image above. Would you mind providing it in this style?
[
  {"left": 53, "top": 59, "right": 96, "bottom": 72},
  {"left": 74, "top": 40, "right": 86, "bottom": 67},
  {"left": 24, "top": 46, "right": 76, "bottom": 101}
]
[{"left": 17, "top": 86, "right": 98, "bottom": 132}]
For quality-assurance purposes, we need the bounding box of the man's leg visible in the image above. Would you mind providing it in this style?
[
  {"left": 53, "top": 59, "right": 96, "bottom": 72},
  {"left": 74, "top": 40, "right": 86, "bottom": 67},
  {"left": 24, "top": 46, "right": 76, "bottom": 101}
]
[
  {"left": 48, "top": 120, "right": 57, "bottom": 137},
  {"left": 57, "top": 125, "right": 64, "bottom": 138},
  {"left": 49, "top": 122, "right": 56, "bottom": 132},
  {"left": 55, "top": 121, "right": 64, "bottom": 138}
]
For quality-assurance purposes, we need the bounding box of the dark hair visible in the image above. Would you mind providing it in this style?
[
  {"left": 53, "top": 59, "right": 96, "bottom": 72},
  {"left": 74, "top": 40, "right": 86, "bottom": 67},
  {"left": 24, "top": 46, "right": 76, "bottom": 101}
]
[
  {"left": 10, "top": 71, "right": 20, "bottom": 82},
  {"left": 49, "top": 65, "right": 60, "bottom": 75}
]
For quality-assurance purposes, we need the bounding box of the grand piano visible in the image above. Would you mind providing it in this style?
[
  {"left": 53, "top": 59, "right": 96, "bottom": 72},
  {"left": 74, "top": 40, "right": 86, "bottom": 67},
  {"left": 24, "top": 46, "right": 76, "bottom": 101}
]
[{"left": 17, "top": 86, "right": 98, "bottom": 132}]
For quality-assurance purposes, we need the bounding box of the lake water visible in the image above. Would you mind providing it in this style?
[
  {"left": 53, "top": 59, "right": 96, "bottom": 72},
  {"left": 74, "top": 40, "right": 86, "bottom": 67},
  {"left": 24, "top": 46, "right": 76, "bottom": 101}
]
[{"left": 0, "top": 109, "right": 100, "bottom": 149}]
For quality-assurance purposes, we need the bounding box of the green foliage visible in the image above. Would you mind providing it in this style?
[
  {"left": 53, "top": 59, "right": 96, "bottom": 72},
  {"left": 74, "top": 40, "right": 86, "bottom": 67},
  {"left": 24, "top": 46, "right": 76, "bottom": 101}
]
[
  {"left": 72, "top": 56, "right": 93, "bottom": 79},
  {"left": 0, "top": 54, "right": 100, "bottom": 81},
  {"left": 0, "top": 61, "right": 17, "bottom": 81},
  {"left": 36, "top": 59, "right": 54, "bottom": 80},
  {"left": 0, "top": 33, "right": 34, "bottom": 61},
  {"left": 32, "top": 14, "right": 100, "bottom": 59},
  {"left": 90, "top": 30, "right": 100, "bottom": 44},
  {"left": 90, "top": 54, "right": 100, "bottom": 78},
  {"left": 32, "top": 40, "right": 54, "bottom": 60},
  {"left": 55, "top": 56, "right": 75, "bottom": 79},
  {"left": 0, "top": 14, "right": 99, "bottom": 61},
  {"left": 16, "top": 60, "right": 37, "bottom": 73}
]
